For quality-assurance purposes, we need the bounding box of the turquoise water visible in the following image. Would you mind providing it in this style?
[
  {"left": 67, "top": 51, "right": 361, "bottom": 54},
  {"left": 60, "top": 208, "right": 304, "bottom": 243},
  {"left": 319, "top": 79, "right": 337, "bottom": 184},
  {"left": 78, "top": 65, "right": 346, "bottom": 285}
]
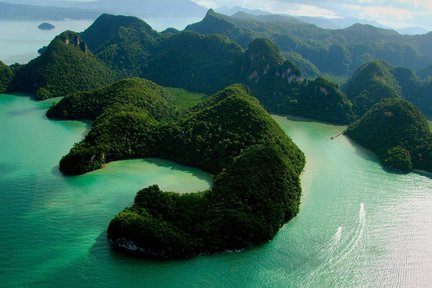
[{"left": 1, "top": 94, "right": 432, "bottom": 287}]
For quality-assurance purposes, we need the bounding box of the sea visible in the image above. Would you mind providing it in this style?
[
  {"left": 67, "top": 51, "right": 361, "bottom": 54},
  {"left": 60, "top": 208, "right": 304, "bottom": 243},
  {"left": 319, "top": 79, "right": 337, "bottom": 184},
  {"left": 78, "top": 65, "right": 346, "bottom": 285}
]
[{"left": 1, "top": 18, "right": 432, "bottom": 288}]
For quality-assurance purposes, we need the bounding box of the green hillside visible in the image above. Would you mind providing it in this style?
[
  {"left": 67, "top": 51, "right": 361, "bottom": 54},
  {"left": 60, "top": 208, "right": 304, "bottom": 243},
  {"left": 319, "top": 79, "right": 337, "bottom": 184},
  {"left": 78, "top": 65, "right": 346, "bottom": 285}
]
[
  {"left": 77, "top": 14, "right": 353, "bottom": 123},
  {"left": 0, "top": 61, "right": 14, "bottom": 93},
  {"left": 345, "top": 60, "right": 402, "bottom": 116},
  {"left": 47, "top": 77, "right": 176, "bottom": 121},
  {"left": 241, "top": 39, "right": 353, "bottom": 123},
  {"left": 346, "top": 60, "right": 432, "bottom": 117},
  {"left": 345, "top": 98, "right": 432, "bottom": 173},
  {"left": 81, "top": 14, "right": 159, "bottom": 76},
  {"left": 147, "top": 32, "right": 243, "bottom": 93},
  {"left": 50, "top": 82, "right": 305, "bottom": 258},
  {"left": 11, "top": 31, "right": 116, "bottom": 100},
  {"left": 186, "top": 10, "right": 432, "bottom": 77}
]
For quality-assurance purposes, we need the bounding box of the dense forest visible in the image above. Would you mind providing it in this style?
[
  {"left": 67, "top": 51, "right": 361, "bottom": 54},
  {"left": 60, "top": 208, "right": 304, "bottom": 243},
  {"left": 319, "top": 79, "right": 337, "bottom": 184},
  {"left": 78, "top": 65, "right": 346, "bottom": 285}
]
[
  {"left": 0, "top": 12, "right": 430, "bottom": 127},
  {"left": 79, "top": 14, "right": 354, "bottom": 123},
  {"left": 186, "top": 10, "right": 432, "bottom": 78},
  {"left": 344, "top": 60, "right": 432, "bottom": 117},
  {"left": 0, "top": 14, "right": 352, "bottom": 123},
  {"left": 47, "top": 77, "right": 176, "bottom": 121},
  {"left": 10, "top": 31, "right": 117, "bottom": 100},
  {"left": 1, "top": 13, "right": 431, "bottom": 124},
  {"left": 345, "top": 98, "right": 432, "bottom": 173},
  {"left": 48, "top": 82, "right": 305, "bottom": 258},
  {"left": 0, "top": 61, "right": 13, "bottom": 93}
]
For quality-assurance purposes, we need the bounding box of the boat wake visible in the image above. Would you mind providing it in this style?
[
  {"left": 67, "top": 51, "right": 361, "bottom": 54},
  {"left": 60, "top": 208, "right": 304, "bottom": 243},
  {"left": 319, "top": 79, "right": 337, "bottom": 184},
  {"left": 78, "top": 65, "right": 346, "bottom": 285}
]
[{"left": 301, "top": 203, "right": 367, "bottom": 288}]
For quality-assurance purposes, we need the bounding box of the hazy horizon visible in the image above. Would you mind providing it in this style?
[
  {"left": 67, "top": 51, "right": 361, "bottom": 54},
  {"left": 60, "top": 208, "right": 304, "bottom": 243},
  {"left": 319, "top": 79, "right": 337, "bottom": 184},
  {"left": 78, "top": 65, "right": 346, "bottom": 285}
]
[
  {"left": 1, "top": 0, "right": 431, "bottom": 33},
  {"left": 192, "top": 0, "right": 432, "bottom": 31}
]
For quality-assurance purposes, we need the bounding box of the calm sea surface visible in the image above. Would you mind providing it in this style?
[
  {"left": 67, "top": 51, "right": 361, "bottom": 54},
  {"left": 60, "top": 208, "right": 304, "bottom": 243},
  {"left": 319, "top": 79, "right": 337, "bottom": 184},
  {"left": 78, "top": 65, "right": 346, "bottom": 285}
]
[
  {"left": 1, "top": 19, "right": 432, "bottom": 288},
  {"left": 0, "top": 17, "right": 200, "bottom": 65},
  {"left": 1, "top": 94, "right": 432, "bottom": 287}
]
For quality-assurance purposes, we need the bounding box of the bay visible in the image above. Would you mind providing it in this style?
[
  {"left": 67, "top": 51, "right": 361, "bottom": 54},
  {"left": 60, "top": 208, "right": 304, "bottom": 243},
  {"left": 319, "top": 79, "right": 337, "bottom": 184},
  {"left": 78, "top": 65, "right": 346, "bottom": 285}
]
[
  {"left": 2, "top": 94, "right": 432, "bottom": 287},
  {"left": 0, "top": 94, "right": 212, "bottom": 287}
]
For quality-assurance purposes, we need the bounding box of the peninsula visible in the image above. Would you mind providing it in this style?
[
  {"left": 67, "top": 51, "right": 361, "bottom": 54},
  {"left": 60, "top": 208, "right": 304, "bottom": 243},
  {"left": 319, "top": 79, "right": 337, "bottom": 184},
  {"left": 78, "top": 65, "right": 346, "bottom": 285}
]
[{"left": 48, "top": 80, "right": 305, "bottom": 258}]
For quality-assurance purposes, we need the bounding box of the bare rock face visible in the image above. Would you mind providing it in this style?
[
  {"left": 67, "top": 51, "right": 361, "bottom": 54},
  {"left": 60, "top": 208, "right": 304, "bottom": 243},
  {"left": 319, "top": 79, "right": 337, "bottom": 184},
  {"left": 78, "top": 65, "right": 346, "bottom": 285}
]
[{"left": 62, "top": 34, "right": 89, "bottom": 54}]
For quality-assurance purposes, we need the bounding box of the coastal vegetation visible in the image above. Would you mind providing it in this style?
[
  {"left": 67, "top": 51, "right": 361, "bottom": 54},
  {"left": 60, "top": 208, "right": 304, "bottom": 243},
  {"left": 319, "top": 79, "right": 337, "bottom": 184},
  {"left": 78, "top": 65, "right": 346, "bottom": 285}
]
[
  {"left": 345, "top": 60, "right": 432, "bottom": 117},
  {"left": 0, "top": 61, "right": 14, "bottom": 93},
  {"left": 345, "top": 98, "right": 432, "bottom": 173},
  {"left": 48, "top": 82, "right": 305, "bottom": 258}
]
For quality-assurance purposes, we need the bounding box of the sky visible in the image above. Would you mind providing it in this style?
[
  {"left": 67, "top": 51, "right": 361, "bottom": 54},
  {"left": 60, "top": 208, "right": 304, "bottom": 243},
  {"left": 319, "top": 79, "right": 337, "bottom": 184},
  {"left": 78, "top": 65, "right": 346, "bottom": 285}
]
[{"left": 192, "top": 0, "right": 432, "bottom": 30}]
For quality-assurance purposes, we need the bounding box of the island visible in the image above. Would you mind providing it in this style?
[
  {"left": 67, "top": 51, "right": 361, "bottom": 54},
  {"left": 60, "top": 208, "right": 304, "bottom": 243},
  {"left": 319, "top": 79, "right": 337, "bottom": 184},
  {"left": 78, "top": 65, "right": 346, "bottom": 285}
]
[
  {"left": 47, "top": 80, "right": 305, "bottom": 258},
  {"left": 345, "top": 98, "right": 432, "bottom": 173},
  {"left": 2, "top": 10, "right": 432, "bottom": 260},
  {"left": 38, "top": 22, "right": 55, "bottom": 30}
]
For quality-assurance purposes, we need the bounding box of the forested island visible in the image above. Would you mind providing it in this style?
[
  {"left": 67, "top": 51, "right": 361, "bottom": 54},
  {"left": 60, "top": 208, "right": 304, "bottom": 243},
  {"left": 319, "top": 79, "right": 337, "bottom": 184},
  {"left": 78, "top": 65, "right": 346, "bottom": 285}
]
[
  {"left": 48, "top": 80, "right": 305, "bottom": 258},
  {"left": 1, "top": 10, "right": 432, "bottom": 259}
]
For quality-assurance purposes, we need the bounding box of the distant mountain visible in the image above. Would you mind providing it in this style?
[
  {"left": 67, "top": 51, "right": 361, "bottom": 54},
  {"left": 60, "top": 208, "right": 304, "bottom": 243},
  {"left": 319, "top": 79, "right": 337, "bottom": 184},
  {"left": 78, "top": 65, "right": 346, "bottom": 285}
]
[
  {"left": 9, "top": 0, "right": 207, "bottom": 18},
  {"left": 398, "top": 27, "right": 430, "bottom": 35},
  {"left": 297, "top": 16, "right": 389, "bottom": 30},
  {"left": 0, "top": 1, "right": 100, "bottom": 20},
  {"left": 216, "top": 6, "right": 270, "bottom": 16},
  {"left": 418, "top": 64, "right": 432, "bottom": 79},
  {"left": 215, "top": 6, "right": 389, "bottom": 30},
  {"left": 186, "top": 10, "right": 432, "bottom": 77}
]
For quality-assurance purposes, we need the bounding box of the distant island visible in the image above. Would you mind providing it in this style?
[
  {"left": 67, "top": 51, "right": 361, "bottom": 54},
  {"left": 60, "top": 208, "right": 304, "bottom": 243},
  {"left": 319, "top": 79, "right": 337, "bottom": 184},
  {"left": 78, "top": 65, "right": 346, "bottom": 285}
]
[{"left": 38, "top": 22, "right": 55, "bottom": 30}]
